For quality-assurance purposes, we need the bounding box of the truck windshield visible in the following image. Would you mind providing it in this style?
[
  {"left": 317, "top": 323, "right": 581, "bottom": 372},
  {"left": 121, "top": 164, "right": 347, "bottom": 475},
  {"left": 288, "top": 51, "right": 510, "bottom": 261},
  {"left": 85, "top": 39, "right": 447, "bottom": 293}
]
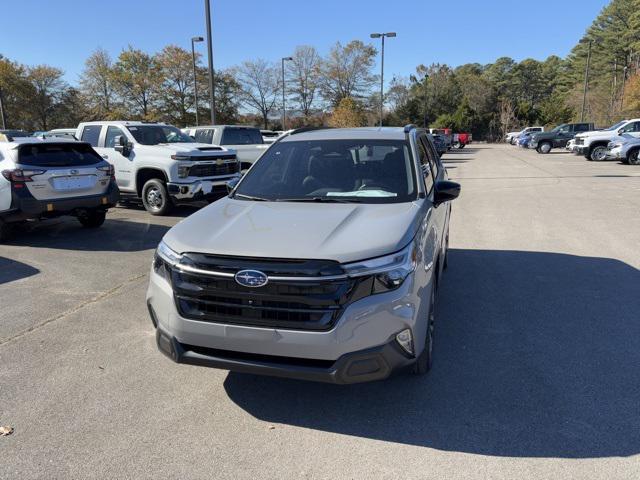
[
  {"left": 551, "top": 124, "right": 567, "bottom": 132},
  {"left": 605, "top": 120, "right": 626, "bottom": 131},
  {"left": 221, "top": 128, "right": 264, "bottom": 145},
  {"left": 233, "top": 139, "right": 417, "bottom": 204},
  {"left": 126, "top": 125, "right": 193, "bottom": 145}
]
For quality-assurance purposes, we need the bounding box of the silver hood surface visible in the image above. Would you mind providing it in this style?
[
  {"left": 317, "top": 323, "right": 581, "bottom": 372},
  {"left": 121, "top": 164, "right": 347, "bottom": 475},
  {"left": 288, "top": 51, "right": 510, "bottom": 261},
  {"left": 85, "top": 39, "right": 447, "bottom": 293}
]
[{"left": 162, "top": 197, "right": 423, "bottom": 264}]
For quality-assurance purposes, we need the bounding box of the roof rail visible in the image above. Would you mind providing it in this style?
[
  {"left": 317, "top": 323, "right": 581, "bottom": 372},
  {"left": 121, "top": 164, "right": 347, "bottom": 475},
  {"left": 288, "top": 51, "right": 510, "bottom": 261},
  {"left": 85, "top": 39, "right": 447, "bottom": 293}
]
[
  {"left": 288, "top": 126, "right": 331, "bottom": 136},
  {"left": 403, "top": 124, "right": 418, "bottom": 133}
]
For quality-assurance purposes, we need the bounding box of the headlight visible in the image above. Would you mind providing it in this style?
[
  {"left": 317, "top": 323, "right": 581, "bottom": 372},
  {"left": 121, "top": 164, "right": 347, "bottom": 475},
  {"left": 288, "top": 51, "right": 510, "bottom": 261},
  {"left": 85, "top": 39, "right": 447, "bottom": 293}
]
[
  {"left": 171, "top": 154, "right": 191, "bottom": 161},
  {"left": 153, "top": 240, "right": 182, "bottom": 281},
  {"left": 177, "top": 165, "right": 190, "bottom": 178},
  {"left": 343, "top": 240, "right": 418, "bottom": 292}
]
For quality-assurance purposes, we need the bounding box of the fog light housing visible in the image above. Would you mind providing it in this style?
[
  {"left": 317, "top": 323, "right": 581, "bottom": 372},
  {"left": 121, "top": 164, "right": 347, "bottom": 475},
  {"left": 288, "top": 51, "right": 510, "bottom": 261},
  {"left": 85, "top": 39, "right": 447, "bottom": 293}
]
[
  {"left": 396, "top": 328, "right": 414, "bottom": 356},
  {"left": 177, "top": 165, "right": 190, "bottom": 178}
]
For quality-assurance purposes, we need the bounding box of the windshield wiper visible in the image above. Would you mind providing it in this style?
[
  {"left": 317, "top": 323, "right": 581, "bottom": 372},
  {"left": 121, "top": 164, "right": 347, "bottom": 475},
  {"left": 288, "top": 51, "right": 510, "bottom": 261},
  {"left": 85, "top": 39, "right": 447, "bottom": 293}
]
[
  {"left": 233, "top": 193, "right": 269, "bottom": 201},
  {"left": 276, "top": 197, "right": 362, "bottom": 203}
]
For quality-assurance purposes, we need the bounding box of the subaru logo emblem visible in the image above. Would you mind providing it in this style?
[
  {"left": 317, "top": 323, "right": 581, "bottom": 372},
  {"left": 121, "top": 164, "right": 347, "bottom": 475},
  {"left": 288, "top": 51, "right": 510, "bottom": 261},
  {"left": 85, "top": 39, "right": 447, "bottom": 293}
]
[{"left": 235, "top": 270, "right": 268, "bottom": 288}]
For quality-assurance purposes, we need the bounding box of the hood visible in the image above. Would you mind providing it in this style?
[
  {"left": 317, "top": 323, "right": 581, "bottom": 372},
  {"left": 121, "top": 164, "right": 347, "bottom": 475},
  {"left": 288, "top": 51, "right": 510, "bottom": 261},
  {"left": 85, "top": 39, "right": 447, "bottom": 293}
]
[
  {"left": 135, "top": 142, "right": 234, "bottom": 156},
  {"left": 574, "top": 130, "right": 603, "bottom": 139},
  {"left": 162, "top": 198, "right": 422, "bottom": 264}
]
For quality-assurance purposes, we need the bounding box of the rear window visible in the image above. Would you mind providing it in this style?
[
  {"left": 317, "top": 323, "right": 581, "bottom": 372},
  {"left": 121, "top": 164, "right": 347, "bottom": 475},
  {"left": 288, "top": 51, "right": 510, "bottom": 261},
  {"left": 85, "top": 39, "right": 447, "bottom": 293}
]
[
  {"left": 221, "top": 128, "right": 263, "bottom": 145},
  {"left": 17, "top": 143, "right": 103, "bottom": 167}
]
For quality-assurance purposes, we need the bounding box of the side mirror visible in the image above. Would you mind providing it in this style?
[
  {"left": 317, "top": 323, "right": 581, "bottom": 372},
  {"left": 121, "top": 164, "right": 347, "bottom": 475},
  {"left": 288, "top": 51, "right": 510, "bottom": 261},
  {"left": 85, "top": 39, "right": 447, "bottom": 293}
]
[
  {"left": 114, "top": 135, "right": 130, "bottom": 155},
  {"left": 433, "top": 180, "right": 460, "bottom": 206},
  {"left": 226, "top": 177, "right": 240, "bottom": 194}
]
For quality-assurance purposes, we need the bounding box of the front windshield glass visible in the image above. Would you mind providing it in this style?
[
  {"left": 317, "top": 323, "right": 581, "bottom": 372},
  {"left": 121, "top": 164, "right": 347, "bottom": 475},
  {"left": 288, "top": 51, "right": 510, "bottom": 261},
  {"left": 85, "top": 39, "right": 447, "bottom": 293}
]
[
  {"left": 605, "top": 120, "right": 627, "bottom": 131},
  {"left": 551, "top": 124, "right": 567, "bottom": 133},
  {"left": 126, "top": 125, "right": 194, "bottom": 145},
  {"left": 234, "top": 139, "right": 417, "bottom": 204}
]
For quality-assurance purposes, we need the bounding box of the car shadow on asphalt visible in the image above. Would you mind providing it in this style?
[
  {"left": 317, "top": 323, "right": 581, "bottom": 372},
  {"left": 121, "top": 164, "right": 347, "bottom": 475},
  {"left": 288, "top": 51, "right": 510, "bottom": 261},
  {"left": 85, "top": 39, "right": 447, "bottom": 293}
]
[
  {"left": 2, "top": 214, "right": 184, "bottom": 252},
  {"left": 224, "top": 249, "right": 640, "bottom": 458},
  {"left": 0, "top": 256, "right": 39, "bottom": 285}
]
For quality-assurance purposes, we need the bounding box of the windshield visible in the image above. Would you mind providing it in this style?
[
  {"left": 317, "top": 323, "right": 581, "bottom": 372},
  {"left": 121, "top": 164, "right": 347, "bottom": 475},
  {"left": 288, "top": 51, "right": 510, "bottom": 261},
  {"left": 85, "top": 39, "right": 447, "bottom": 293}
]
[
  {"left": 605, "top": 120, "right": 627, "bottom": 131},
  {"left": 551, "top": 124, "right": 567, "bottom": 133},
  {"left": 126, "top": 125, "right": 193, "bottom": 145},
  {"left": 221, "top": 127, "right": 264, "bottom": 145},
  {"left": 233, "top": 139, "right": 417, "bottom": 204}
]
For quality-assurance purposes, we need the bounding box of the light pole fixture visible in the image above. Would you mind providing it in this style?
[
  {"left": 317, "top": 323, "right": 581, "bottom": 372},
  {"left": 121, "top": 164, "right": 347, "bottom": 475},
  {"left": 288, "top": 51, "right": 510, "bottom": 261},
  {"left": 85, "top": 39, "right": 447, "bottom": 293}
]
[
  {"left": 191, "top": 36, "right": 204, "bottom": 126},
  {"left": 204, "top": 0, "right": 216, "bottom": 124},
  {"left": 281, "top": 56, "right": 293, "bottom": 130},
  {"left": 370, "top": 32, "right": 396, "bottom": 127}
]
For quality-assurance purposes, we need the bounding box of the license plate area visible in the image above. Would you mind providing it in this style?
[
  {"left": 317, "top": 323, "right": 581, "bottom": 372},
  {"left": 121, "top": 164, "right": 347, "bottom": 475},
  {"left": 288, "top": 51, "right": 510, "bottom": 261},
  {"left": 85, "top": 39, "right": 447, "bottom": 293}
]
[{"left": 51, "top": 175, "right": 96, "bottom": 190}]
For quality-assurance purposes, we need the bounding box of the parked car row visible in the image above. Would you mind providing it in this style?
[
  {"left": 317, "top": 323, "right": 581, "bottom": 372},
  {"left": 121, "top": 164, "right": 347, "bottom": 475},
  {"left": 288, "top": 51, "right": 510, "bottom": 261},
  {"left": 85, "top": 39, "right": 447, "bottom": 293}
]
[{"left": 506, "top": 118, "right": 640, "bottom": 165}]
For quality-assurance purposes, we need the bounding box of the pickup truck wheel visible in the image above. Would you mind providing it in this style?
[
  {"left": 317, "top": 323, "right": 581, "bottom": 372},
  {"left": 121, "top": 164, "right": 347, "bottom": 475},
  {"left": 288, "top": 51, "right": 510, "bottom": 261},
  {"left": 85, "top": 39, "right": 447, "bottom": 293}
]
[
  {"left": 0, "top": 219, "right": 11, "bottom": 242},
  {"left": 628, "top": 149, "right": 640, "bottom": 165},
  {"left": 78, "top": 209, "right": 106, "bottom": 228},
  {"left": 413, "top": 281, "right": 436, "bottom": 375},
  {"left": 142, "top": 179, "right": 172, "bottom": 216},
  {"left": 589, "top": 145, "right": 608, "bottom": 162},
  {"left": 537, "top": 142, "right": 552, "bottom": 154}
]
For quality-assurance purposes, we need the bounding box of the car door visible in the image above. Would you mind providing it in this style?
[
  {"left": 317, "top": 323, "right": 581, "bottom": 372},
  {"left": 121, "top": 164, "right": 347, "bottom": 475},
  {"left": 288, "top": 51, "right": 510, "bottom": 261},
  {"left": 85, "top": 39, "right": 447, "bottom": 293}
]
[
  {"left": 97, "top": 125, "right": 134, "bottom": 190},
  {"left": 554, "top": 125, "right": 572, "bottom": 147},
  {"left": 416, "top": 134, "right": 440, "bottom": 279}
]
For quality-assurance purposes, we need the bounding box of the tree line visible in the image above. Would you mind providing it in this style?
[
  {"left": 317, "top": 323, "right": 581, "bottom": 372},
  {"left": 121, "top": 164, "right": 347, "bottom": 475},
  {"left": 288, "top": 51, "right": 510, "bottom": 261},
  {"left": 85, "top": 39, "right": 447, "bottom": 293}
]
[{"left": 2, "top": 0, "right": 640, "bottom": 138}]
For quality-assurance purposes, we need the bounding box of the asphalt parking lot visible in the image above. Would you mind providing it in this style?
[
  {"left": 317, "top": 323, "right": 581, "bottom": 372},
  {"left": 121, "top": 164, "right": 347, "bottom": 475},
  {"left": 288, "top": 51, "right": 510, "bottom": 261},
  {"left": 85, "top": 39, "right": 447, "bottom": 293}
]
[{"left": 2, "top": 143, "right": 640, "bottom": 479}]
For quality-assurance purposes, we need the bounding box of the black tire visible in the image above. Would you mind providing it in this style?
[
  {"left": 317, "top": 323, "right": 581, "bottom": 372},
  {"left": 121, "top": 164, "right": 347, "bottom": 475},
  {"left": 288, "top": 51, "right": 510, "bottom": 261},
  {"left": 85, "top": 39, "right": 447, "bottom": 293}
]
[
  {"left": 459, "top": 144, "right": 465, "bottom": 149},
  {"left": 141, "top": 178, "right": 172, "bottom": 216},
  {"left": 588, "top": 145, "right": 608, "bottom": 162},
  {"left": 78, "top": 209, "right": 106, "bottom": 228},
  {"left": 537, "top": 142, "right": 552, "bottom": 154},
  {"left": 628, "top": 148, "right": 640, "bottom": 165},
  {"left": 0, "top": 218, "right": 11, "bottom": 242},
  {"left": 413, "top": 280, "right": 436, "bottom": 375}
]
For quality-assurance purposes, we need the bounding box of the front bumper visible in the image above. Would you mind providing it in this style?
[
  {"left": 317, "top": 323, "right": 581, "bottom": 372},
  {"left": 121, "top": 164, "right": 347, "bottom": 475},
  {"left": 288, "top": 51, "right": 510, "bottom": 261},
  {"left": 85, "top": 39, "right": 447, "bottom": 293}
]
[
  {"left": 167, "top": 175, "right": 239, "bottom": 201},
  {"left": 154, "top": 327, "right": 412, "bottom": 384},
  {"left": 606, "top": 146, "right": 624, "bottom": 160},
  {"left": 575, "top": 146, "right": 588, "bottom": 155},
  {"left": 146, "top": 264, "right": 430, "bottom": 384},
  {"left": 5, "top": 182, "right": 119, "bottom": 221}
]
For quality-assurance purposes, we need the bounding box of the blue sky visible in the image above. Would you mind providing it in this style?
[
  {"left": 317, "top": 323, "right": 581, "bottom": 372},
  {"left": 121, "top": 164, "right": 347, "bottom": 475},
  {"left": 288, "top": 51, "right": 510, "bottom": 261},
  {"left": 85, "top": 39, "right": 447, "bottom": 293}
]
[{"left": 1, "top": 0, "right": 609, "bottom": 85}]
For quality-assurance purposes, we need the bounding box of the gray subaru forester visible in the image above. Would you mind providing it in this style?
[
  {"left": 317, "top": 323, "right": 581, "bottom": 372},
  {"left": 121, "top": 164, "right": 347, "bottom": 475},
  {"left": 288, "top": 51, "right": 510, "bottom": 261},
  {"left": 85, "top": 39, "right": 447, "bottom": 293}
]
[{"left": 146, "top": 126, "right": 460, "bottom": 384}]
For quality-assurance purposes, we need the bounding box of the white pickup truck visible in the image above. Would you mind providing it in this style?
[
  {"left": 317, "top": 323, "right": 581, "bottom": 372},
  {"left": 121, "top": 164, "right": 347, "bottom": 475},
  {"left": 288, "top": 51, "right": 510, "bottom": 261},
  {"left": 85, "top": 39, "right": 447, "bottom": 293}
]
[
  {"left": 573, "top": 119, "right": 640, "bottom": 161},
  {"left": 182, "top": 125, "right": 269, "bottom": 170},
  {"left": 76, "top": 121, "right": 240, "bottom": 215}
]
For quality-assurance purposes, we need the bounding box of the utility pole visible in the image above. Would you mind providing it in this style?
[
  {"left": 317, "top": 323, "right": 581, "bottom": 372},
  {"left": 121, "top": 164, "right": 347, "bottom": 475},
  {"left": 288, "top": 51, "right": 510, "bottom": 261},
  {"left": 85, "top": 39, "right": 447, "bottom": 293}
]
[
  {"left": 580, "top": 39, "right": 592, "bottom": 122},
  {"left": 370, "top": 32, "right": 396, "bottom": 127},
  {"left": 281, "top": 57, "right": 292, "bottom": 130},
  {"left": 204, "top": 0, "right": 216, "bottom": 124},
  {"left": 0, "top": 86, "right": 6, "bottom": 130},
  {"left": 191, "top": 36, "right": 204, "bottom": 126}
]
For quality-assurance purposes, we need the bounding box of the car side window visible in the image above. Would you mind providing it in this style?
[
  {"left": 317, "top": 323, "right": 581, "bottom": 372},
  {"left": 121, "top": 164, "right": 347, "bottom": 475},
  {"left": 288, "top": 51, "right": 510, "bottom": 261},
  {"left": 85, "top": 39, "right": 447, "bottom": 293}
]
[
  {"left": 105, "top": 126, "right": 126, "bottom": 148},
  {"left": 194, "top": 128, "right": 215, "bottom": 144},
  {"left": 424, "top": 138, "right": 440, "bottom": 177},
  {"left": 575, "top": 124, "right": 591, "bottom": 132},
  {"left": 80, "top": 125, "right": 102, "bottom": 147},
  {"left": 620, "top": 122, "right": 640, "bottom": 134},
  {"left": 417, "top": 138, "right": 435, "bottom": 194}
]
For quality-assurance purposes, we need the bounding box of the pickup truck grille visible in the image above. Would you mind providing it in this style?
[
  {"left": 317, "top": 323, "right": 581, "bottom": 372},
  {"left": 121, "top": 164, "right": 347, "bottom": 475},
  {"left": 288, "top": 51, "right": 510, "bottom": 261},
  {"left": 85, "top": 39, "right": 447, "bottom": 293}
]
[
  {"left": 574, "top": 137, "right": 584, "bottom": 146},
  {"left": 189, "top": 161, "right": 239, "bottom": 178},
  {"left": 170, "top": 254, "right": 372, "bottom": 331}
]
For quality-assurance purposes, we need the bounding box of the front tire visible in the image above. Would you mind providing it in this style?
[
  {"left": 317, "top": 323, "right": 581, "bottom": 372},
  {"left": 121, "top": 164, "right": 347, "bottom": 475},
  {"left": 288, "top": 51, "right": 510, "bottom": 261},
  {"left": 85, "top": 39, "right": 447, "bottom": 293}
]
[
  {"left": 142, "top": 179, "right": 172, "bottom": 216},
  {"left": 588, "top": 145, "right": 608, "bottom": 162},
  {"left": 628, "top": 149, "right": 640, "bottom": 165},
  {"left": 413, "top": 281, "right": 436, "bottom": 375},
  {"left": 537, "top": 142, "right": 552, "bottom": 154},
  {"left": 78, "top": 209, "right": 106, "bottom": 228}
]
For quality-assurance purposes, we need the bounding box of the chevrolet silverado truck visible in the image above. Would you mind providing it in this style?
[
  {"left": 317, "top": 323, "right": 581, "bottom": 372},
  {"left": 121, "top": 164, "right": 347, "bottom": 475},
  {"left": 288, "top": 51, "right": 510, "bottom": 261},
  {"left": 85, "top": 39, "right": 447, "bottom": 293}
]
[
  {"left": 76, "top": 121, "right": 240, "bottom": 215},
  {"left": 529, "top": 122, "right": 594, "bottom": 154},
  {"left": 574, "top": 119, "right": 640, "bottom": 161},
  {"left": 182, "top": 125, "right": 269, "bottom": 171}
]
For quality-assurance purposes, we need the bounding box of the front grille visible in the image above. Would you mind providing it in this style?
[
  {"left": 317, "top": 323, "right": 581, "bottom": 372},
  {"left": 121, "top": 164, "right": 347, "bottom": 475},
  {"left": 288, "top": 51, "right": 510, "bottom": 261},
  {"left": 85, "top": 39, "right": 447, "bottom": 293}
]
[
  {"left": 189, "top": 161, "right": 239, "bottom": 177},
  {"left": 575, "top": 138, "right": 584, "bottom": 146},
  {"left": 170, "top": 254, "right": 373, "bottom": 331}
]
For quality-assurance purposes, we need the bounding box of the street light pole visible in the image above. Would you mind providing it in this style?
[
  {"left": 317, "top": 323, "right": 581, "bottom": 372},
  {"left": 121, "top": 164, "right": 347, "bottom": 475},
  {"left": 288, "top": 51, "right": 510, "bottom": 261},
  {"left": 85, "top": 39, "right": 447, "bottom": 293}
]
[
  {"left": 204, "top": 0, "right": 216, "bottom": 124},
  {"left": 581, "top": 39, "right": 592, "bottom": 122},
  {"left": 191, "top": 36, "right": 204, "bottom": 126},
  {"left": 0, "top": 87, "right": 6, "bottom": 130},
  {"left": 281, "top": 56, "right": 293, "bottom": 130},
  {"left": 370, "top": 32, "right": 396, "bottom": 127}
]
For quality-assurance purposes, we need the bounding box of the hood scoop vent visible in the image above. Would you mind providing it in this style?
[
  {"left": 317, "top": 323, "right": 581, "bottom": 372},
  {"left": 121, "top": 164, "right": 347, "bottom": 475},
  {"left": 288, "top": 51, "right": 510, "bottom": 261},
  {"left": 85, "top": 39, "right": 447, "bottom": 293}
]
[{"left": 197, "top": 147, "right": 223, "bottom": 151}]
